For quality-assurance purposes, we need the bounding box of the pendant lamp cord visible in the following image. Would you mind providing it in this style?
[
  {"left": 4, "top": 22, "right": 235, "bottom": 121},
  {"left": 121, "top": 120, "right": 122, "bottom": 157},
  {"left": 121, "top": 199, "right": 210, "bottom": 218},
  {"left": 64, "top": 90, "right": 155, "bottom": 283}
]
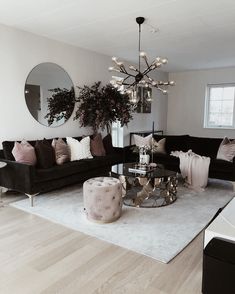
[{"left": 138, "top": 23, "right": 141, "bottom": 72}]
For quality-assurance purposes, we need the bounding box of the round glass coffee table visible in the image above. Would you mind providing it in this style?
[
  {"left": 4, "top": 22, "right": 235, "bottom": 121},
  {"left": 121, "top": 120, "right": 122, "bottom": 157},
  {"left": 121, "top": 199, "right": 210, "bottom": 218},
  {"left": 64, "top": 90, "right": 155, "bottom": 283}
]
[{"left": 111, "top": 163, "right": 178, "bottom": 208}]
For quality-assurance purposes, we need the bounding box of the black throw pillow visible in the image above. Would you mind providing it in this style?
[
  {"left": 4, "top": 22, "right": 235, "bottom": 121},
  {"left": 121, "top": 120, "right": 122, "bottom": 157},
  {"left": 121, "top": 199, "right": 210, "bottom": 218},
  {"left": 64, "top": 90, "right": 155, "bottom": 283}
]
[
  {"left": 103, "top": 134, "right": 114, "bottom": 154},
  {"left": 2, "top": 141, "right": 15, "bottom": 161},
  {"left": 35, "top": 139, "right": 55, "bottom": 168}
]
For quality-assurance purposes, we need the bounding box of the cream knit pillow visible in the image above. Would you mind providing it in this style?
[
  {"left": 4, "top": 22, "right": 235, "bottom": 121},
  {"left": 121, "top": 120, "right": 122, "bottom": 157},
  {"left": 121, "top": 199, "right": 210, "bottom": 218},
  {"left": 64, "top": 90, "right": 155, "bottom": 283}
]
[
  {"left": 217, "top": 137, "right": 235, "bottom": 162},
  {"left": 66, "top": 137, "right": 93, "bottom": 161},
  {"left": 133, "top": 134, "right": 152, "bottom": 147}
]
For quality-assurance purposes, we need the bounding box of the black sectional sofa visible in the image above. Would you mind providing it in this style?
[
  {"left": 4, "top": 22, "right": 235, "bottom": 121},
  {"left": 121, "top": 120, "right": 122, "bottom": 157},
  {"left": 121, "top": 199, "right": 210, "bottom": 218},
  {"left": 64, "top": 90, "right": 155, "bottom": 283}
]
[
  {"left": 124, "top": 134, "right": 235, "bottom": 183},
  {"left": 0, "top": 136, "right": 124, "bottom": 206}
]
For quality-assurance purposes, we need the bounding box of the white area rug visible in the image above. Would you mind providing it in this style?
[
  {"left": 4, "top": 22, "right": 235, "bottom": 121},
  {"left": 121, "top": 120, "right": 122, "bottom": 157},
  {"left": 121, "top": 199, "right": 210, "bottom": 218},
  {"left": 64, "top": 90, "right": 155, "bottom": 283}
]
[{"left": 11, "top": 179, "right": 234, "bottom": 263}]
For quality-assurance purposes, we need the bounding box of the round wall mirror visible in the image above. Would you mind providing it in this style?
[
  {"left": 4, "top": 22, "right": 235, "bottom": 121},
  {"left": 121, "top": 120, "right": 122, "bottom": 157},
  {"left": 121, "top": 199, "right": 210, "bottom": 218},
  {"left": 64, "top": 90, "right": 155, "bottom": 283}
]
[{"left": 25, "top": 62, "right": 75, "bottom": 127}]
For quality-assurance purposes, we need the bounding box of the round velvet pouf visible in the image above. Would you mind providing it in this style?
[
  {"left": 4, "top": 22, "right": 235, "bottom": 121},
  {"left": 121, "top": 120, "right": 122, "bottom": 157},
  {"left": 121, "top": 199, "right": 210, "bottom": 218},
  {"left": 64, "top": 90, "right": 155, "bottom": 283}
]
[{"left": 83, "top": 177, "right": 122, "bottom": 223}]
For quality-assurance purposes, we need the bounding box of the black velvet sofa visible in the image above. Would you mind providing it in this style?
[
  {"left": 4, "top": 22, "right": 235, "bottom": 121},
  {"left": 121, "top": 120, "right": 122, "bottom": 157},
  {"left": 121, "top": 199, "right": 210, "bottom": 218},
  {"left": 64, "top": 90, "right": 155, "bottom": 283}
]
[
  {"left": 0, "top": 136, "right": 124, "bottom": 206},
  {"left": 124, "top": 134, "right": 235, "bottom": 182}
]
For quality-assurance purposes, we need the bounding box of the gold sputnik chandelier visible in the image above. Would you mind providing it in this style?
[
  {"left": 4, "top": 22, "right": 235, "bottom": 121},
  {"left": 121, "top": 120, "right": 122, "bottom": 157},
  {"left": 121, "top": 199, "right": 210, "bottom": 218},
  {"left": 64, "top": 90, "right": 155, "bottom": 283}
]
[{"left": 109, "top": 17, "right": 175, "bottom": 103}]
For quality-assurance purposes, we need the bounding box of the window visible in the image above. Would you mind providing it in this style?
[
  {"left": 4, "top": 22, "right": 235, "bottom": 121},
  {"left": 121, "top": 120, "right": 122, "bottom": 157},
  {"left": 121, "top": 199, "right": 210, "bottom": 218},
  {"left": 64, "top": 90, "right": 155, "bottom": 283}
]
[
  {"left": 204, "top": 84, "right": 235, "bottom": 128},
  {"left": 112, "top": 121, "right": 123, "bottom": 147}
]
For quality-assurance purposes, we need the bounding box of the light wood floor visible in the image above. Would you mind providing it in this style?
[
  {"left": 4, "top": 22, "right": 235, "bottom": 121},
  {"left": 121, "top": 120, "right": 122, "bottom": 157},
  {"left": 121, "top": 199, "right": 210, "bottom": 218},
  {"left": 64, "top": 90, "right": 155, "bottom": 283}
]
[{"left": 0, "top": 192, "right": 203, "bottom": 294}]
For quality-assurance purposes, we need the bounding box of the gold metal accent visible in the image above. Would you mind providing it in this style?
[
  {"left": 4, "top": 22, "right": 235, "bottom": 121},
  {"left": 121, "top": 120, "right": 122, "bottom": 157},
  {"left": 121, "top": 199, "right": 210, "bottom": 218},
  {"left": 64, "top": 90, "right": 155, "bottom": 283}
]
[{"left": 122, "top": 175, "right": 178, "bottom": 208}]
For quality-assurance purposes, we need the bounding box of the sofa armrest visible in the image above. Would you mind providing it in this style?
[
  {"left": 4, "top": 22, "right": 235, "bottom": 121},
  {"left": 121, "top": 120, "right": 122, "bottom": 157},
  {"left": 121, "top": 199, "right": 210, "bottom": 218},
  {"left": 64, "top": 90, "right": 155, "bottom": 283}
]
[
  {"left": 123, "top": 145, "right": 136, "bottom": 162},
  {"left": 0, "top": 158, "right": 35, "bottom": 194},
  {"left": 113, "top": 147, "right": 124, "bottom": 154}
]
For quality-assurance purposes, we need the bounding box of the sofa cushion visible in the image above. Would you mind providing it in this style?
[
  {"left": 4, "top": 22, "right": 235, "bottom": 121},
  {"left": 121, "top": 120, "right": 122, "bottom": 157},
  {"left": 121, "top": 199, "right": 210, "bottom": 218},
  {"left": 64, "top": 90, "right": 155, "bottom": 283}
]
[
  {"left": 152, "top": 138, "right": 166, "bottom": 154},
  {"left": 216, "top": 137, "right": 235, "bottom": 162},
  {"left": 209, "top": 159, "right": 234, "bottom": 173},
  {"left": 90, "top": 133, "right": 106, "bottom": 156},
  {"left": 34, "top": 153, "right": 123, "bottom": 183},
  {"left": 66, "top": 136, "right": 93, "bottom": 161},
  {"left": 2, "top": 141, "right": 16, "bottom": 161},
  {"left": 153, "top": 135, "right": 189, "bottom": 154},
  {"left": 35, "top": 139, "right": 56, "bottom": 169},
  {"left": 103, "top": 134, "right": 114, "bottom": 154},
  {"left": 2, "top": 139, "right": 51, "bottom": 161},
  {"left": 188, "top": 136, "right": 222, "bottom": 158},
  {"left": 133, "top": 134, "right": 152, "bottom": 147},
  {"left": 52, "top": 138, "right": 70, "bottom": 165},
  {"left": 12, "top": 140, "right": 37, "bottom": 165}
]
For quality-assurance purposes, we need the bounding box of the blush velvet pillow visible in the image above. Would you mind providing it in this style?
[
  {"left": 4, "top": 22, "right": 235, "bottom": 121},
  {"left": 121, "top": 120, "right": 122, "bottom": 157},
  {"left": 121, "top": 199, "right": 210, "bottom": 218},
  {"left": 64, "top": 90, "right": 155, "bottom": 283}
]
[
  {"left": 35, "top": 139, "right": 56, "bottom": 168},
  {"left": 52, "top": 138, "right": 70, "bottom": 165},
  {"left": 90, "top": 133, "right": 106, "bottom": 156},
  {"left": 66, "top": 136, "right": 93, "bottom": 161},
  {"left": 217, "top": 137, "right": 235, "bottom": 162},
  {"left": 12, "top": 140, "right": 37, "bottom": 165}
]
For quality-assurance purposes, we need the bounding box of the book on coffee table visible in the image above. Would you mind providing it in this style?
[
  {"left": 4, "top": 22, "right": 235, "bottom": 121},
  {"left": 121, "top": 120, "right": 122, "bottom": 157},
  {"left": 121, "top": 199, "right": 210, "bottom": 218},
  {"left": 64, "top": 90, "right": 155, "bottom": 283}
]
[{"left": 128, "top": 164, "right": 156, "bottom": 175}]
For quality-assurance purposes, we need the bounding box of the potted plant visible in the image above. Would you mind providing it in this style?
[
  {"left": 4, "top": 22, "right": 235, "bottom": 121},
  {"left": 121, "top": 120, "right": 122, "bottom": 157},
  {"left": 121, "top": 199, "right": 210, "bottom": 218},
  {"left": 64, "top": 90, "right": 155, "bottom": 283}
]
[{"left": 74, "top": 81, "right": 133, "bottom": 133}]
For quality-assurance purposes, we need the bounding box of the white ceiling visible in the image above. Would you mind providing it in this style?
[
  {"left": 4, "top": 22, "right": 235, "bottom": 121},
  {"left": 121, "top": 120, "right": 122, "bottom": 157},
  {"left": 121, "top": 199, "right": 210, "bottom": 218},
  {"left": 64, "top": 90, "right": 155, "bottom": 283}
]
[{"left": 1, "top": 0, "right": 235, "bottom": 71}]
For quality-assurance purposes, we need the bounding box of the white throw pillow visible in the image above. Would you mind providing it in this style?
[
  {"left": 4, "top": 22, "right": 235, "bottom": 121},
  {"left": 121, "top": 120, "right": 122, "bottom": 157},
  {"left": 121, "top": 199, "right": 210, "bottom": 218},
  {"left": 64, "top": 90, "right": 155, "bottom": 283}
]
[
  {"left": 217, "top": 137, "right": 235, "bottom": 162},
  {"left": 66, "top": 137, "right": 93, "bottom": 161},
  {"left": 133, "top": 134, "right": 152, "bottom": 147}
]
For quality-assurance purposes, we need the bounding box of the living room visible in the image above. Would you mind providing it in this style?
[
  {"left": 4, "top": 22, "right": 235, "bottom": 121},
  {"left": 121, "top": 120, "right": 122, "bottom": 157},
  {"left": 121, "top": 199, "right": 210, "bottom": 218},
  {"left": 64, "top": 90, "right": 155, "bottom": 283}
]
[{"left": 0, "top": 0, "right": 234, "bottom": 293}]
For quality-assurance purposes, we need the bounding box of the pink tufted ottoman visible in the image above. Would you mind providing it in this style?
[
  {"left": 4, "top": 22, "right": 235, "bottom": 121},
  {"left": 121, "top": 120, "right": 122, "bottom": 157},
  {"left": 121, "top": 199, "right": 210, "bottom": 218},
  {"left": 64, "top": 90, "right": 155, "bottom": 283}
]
[{"left": 83, "top": 177, "right": 122, "bottom": 223}]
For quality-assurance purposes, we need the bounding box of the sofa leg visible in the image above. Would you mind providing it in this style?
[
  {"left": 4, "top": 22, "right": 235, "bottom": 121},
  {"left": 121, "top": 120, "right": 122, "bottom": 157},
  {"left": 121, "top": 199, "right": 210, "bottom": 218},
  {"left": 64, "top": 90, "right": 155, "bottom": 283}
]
[
  {"left": 25, "top": 193, "right": 38, "bottom": 207},
  {"left": 231, "top": 182, "right": 235, "bottom": 192}
]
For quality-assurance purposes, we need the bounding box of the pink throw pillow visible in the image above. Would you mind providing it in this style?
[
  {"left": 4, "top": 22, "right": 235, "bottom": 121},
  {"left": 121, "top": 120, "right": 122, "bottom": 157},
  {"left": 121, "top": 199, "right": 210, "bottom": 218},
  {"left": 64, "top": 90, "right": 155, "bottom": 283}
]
[
  {"left": 52, "top": 138, "right": 70, "bottom": 165},
  {"left": 90, "top": 133, "right": 106, "bottom": 156},
  {"left": 12, "top": 140, "right": 37, "bottom": 165}
]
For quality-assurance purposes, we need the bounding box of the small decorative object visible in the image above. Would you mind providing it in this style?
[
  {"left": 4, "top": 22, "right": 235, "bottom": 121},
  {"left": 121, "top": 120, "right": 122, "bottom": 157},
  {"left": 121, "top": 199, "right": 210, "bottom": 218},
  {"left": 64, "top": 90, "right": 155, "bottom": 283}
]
[
  {"left": 74, "top": 82, "right": 133, "bottom": 133},
  {"left": 139, "top": 145, "right": 151, "bottom": 165}
]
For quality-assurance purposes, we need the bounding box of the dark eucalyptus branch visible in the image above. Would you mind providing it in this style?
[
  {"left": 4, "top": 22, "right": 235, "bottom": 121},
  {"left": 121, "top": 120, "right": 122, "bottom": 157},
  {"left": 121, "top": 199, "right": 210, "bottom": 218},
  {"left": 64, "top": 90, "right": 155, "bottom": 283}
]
[
  {"left": 74, "top": 81, "right": 133, "bottom": 133},
  {"left": 45, "top": 87, "right": 75, "bottom": 125}
]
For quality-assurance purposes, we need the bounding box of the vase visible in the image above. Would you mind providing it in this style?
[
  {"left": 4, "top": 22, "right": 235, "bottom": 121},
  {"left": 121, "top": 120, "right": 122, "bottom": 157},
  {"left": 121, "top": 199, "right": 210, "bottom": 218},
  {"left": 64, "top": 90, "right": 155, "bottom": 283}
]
[{"left": 139, "top": 154, "right": 150, "bottom": 165}]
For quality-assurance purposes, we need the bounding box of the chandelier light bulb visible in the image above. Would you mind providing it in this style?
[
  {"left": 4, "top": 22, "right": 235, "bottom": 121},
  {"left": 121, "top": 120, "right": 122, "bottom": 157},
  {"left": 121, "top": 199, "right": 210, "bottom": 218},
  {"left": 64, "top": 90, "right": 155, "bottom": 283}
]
[
  {"left": 110, "top": 79, "right": 116, "bottom": 84},
  {"left": 112, "top": 56, "right": 118, "bottom": 62},
  {"left": 117, "top": 62, "right": 123, "bottom": 66},
  {"left": 161, "top": 58, "right": 168, "bottom": 64},
  {"left": 169, "top": 81, "right": 175, "bottom": 86},
  {"left": 162, "top": 90, "right": 167, "bottom": 94},
  {"left": 140, "top": 51, "right": 147, "bottom": 57},
  {"left": 152, "top": 81, "right": 157, "bottom": 86},
  {"left": 129, "top": 65, "right": 137, "bottom": 71},
  {"left": 108, "top": 66, "right": 114, "bottom": 71},
  {"left": 155, "top": 57, "right": 161, "bottom": 62}
]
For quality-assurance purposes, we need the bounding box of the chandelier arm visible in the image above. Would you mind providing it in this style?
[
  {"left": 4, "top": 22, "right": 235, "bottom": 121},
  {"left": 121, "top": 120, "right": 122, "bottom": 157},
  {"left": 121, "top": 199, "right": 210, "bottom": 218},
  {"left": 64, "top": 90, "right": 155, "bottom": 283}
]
[
  {"left": 142, "top": 66, "right": 154, "bottom": 76},
  {"left": 118, "top": 68, "right": 137, "bottom": 78},
  {"left": 143, "top": 58, "right": 150, "bottom": 69}
]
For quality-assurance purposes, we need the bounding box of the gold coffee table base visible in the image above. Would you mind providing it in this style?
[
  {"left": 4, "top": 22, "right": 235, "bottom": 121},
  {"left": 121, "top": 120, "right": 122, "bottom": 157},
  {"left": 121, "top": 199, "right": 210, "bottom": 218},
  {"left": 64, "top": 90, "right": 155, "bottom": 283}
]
[{"left": 120, "top": 175, "right": 178, "bottom": 208}]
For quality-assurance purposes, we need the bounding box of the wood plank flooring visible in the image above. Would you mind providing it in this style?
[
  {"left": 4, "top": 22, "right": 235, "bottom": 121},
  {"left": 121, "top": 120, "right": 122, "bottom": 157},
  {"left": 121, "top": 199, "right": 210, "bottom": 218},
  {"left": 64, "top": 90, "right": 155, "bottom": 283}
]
[{"left": 0, "top": 193, "right": 203, "bottom": 294}]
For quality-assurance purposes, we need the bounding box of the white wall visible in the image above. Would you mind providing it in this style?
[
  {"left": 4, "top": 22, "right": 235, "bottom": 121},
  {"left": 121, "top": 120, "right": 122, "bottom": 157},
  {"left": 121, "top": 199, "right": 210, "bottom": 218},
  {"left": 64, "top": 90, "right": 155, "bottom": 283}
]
[
  {"left": 167, "top": 67, "right": 235, "bottom": 138},
  {"left": 0, "top": 23, "right": 168, "bottom": 148}
]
